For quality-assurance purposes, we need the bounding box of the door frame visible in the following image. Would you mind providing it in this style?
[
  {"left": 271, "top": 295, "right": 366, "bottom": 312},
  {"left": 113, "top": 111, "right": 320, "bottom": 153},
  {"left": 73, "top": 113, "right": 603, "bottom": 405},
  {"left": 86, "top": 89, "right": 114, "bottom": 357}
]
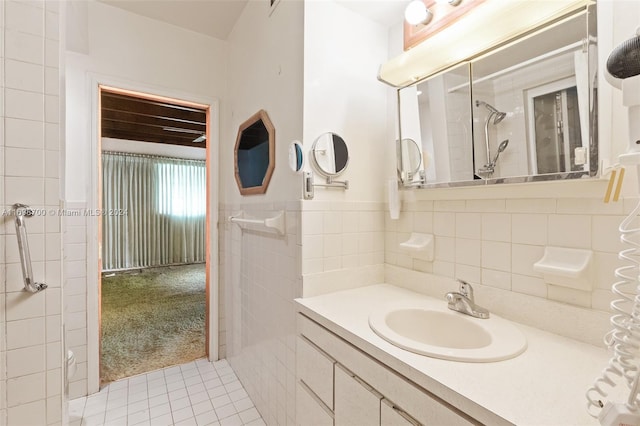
[{"left": 87, "top": 74, "right": 219, "bottom": 393}]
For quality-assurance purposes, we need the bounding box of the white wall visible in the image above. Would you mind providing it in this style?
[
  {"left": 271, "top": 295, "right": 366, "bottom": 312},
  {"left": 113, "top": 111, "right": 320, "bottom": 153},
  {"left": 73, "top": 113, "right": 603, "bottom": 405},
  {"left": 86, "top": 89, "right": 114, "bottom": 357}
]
[
  {"left": 222, "top": 0, "right": 303, "bottom": 205},
  {"left": 65, "top": 0, "right": 227, "bottom": 203},
  {"left": 1, "top": 1, "right": 64, "bottom": 424},
  {"left": 303, "top": 0, "right": 389, "bottom": 203},
  {"left": 63, "top": 0, "right": 227, "bottom": 399}
]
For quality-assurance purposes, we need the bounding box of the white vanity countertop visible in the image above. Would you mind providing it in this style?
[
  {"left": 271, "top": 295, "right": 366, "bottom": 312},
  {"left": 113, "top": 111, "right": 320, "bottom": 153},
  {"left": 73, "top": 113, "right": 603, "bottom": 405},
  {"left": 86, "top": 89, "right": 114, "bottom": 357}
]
[{"left": 295, "top": 283, "right": 620, "bottom": 426}]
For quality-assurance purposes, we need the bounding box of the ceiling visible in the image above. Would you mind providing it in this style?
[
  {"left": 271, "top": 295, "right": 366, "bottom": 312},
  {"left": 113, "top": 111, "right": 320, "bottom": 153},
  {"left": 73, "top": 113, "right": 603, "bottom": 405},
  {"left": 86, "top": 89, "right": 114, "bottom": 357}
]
[
  {"left": 335, "top": 1, "right": 406, "bottom": 28},
  {"left": 101, "top": 91, "right": 207, "bottom": 148},
  {"left": 98, "top": 0, "right": 249, "bottom": 40},
  {"left": 98, "top": 0, "right": 404, "bottom": 41}
]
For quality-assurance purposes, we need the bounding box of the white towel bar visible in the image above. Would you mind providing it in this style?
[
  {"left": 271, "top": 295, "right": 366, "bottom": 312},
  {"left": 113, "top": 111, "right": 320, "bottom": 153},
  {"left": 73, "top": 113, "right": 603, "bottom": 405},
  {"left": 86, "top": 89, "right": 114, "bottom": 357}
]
[{"left": 229, "top": 210, "right": 286, "bottom": 235}]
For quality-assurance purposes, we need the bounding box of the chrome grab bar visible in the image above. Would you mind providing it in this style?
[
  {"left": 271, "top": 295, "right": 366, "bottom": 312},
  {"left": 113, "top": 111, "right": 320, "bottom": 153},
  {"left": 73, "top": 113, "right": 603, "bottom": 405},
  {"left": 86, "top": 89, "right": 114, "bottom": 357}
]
[{"left": 13, "top": 203, "right": 47, "bottom": 293}]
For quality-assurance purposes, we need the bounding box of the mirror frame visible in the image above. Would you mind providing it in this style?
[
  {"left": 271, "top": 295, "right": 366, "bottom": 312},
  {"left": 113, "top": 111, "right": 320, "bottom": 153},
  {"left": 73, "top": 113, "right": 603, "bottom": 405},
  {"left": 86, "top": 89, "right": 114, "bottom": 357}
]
[
  {"left": 396, "top": 3, "right": 598, "bottom": 189},
  {"left": 234, "top": 109, "right": 275, "bottom": 195}
]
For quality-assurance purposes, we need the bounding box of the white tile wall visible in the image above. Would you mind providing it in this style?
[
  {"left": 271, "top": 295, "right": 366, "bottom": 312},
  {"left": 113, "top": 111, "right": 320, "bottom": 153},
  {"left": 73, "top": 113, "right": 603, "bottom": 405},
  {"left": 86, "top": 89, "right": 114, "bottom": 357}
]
[
  {"left": 220, "top": 203, "right": 300, "bottom": 426},
  {"left": 1, "top": 1, "right": 64, "bottom": 425},
  {"left": 301, "top": 202, "right": 385, "bottom": 275},
  {"left": 386, "top": 197, "right": 630, "bottom": 311},
  {"left": 62, "top": 205, "right": 88, "bottom": 399}
]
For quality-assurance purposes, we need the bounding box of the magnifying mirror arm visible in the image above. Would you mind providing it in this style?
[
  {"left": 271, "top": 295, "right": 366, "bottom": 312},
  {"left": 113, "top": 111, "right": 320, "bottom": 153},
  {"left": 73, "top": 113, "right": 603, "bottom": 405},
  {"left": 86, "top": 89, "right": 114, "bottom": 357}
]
[
  {"left": 303, "top": 172, "right": 349, "bottom": 200},
  {"left": 323, "top": 175, "right": 349, "bottom": 188},
  {"left": 401, "top": 169, "right": 426, "bottom": 187}
]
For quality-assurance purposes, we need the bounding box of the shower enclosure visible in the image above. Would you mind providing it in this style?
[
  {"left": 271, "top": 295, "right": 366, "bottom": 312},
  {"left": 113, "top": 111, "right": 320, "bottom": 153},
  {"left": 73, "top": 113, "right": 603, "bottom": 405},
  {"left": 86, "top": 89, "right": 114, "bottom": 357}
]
[{"left": 528, "top": 83, "right": 583, "bottom": 174}]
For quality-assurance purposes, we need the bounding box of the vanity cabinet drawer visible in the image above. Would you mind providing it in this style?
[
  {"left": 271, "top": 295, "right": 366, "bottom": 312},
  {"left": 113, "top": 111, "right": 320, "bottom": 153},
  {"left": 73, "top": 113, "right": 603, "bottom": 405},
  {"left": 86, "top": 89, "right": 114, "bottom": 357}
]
[
  {"left": 296, "top": 381, "right": 334, "bottom": 426},
  {"left": 299, "top": 314, "right": 480, "bottom": 426},
  {"left": 334, "top": 364, "right": 382, "bottom": 426},
  {"left": 297, "top": 335, "right": 335, "bottom": 410},
  {"left": 381, "top": 398, "right": 421, "bottom": 426}
]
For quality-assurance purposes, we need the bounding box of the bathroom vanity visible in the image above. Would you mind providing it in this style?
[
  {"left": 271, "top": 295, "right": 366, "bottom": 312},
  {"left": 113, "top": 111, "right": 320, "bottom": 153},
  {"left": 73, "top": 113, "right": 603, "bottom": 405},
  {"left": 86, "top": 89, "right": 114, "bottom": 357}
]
[{"left": 295, "top": 284, "right": 615, "bottom": 425}]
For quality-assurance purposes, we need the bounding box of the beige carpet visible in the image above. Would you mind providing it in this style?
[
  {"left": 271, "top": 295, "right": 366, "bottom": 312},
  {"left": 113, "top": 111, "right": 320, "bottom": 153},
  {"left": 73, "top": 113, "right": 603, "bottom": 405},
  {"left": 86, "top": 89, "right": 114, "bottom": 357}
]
[{"left": 100, "top": 264, "right": 206, "bottom": 384}]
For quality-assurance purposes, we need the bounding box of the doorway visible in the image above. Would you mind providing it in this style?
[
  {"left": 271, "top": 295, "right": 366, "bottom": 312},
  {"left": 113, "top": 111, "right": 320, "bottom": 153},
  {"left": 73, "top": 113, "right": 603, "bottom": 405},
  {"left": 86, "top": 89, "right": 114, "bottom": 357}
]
[
  {"left": 89, "top": 83, "right": 218, "bottom": 390},
  {"left": 526, "top": 76, "right": 584, "bottom": 175}
]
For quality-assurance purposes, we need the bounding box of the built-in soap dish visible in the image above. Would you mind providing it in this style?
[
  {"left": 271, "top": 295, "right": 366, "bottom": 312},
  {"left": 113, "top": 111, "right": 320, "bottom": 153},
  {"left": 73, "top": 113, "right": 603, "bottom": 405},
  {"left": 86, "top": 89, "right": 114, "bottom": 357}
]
[
  {"left": 533, "top": 246, "right": 593, "bottom": 290},
  {"left": 399, "top": 233, "right": 434, "bottom": 261}
]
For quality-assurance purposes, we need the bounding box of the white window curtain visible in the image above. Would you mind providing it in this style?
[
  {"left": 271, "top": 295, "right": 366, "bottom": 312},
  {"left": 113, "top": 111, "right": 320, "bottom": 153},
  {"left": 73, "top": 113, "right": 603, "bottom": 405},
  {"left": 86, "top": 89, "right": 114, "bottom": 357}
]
[{"left": 102, "top": 151, "right": 206, "bottom": 271}]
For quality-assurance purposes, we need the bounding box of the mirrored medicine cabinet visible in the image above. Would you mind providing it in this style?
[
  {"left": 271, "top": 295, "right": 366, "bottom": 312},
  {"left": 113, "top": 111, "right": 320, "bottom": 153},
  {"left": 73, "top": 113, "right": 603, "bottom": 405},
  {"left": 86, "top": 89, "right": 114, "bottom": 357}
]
[{"left": 397, "top": 3, "right": 598, "bottom": 188}]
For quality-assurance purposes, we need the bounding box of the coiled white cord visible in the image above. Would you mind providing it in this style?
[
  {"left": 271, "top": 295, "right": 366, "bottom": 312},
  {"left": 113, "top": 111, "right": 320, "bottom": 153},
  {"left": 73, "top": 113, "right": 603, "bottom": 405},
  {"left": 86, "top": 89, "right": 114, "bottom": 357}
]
[{"left": 586, "top": 199, "right": 640, "bottom": 417}]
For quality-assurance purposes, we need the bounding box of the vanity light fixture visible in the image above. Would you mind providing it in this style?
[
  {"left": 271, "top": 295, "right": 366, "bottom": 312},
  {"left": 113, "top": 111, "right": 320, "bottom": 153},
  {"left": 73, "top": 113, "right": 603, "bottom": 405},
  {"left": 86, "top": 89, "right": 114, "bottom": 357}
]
[{"left": 405, "top": 0, "right": 433, "bottom": 26}]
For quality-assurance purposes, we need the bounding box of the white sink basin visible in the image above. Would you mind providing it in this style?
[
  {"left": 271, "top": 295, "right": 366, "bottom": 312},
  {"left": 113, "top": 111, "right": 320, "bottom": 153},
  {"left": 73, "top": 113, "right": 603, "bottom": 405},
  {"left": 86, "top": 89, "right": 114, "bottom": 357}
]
[{"left": 369, "top": 305, "right": 527, "bottom": 362}]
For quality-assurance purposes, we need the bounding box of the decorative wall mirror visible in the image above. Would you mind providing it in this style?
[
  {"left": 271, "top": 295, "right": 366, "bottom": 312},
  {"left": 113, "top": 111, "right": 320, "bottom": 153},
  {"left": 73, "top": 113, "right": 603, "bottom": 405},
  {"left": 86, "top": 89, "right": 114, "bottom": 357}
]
[
  {"left": 311, "top": 132, "right": 349, "bottom": 177},
  {"left": 397, "top": 3, "right": 597, "bottom": 188},
  {"left": 234, "top": 109, "right": 275, "bottom": 195}
]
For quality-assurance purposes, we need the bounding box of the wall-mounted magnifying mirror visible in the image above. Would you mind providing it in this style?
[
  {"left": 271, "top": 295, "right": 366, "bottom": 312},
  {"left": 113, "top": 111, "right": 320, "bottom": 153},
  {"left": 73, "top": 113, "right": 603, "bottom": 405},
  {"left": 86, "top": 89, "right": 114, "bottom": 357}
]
[
  {"left": 288, "top": 141, "right": 304, "bottom": 173},
  {"left": 304, "top": 133, "right": 350, "bottom": 199},
  {"left": 397, "top": 5, "right": 597, "bottom": 188},
  {"left": 397, "top": 138, "right": 423, "bottom": 181},
  {"left": 311, "top": 132, "right": 349, "bottom": 177},
  {"left": 234, "top": 109, "right": 275, "bottom": 195}
]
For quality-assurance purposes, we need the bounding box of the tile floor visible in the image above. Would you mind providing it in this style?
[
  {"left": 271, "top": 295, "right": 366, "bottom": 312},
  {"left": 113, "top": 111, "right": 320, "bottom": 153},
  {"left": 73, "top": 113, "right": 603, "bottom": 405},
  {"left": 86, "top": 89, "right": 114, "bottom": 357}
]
[{"left": 69, "top": 358, "right": 264, "bottom": 426}]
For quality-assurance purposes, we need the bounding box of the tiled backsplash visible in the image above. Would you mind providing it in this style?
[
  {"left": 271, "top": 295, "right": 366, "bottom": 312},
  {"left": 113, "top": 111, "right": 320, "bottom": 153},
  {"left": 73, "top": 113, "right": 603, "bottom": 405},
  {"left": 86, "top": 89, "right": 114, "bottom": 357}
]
[
  {"left": 385, "top": 197, "right": 631, "bottom": 313},
  {"left": 300, "top": 201, "right": 385, "bottom": 275}
]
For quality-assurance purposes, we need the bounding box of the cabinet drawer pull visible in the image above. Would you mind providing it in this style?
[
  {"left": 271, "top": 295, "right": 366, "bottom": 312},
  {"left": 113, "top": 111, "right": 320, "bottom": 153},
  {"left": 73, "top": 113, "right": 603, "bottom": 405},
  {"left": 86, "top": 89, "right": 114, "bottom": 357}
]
[
  {"left": 391, "top": 403, "right": 422, "bottom": 426},
  {"left": 340, "top": 364, "right": 383, "bottom": 398}
]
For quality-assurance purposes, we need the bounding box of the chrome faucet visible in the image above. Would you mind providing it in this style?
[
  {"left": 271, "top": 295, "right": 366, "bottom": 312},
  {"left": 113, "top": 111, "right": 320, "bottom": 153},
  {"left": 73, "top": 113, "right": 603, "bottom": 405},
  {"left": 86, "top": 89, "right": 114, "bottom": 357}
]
[{"left": 445, "top": 279, "right": 489, "bottom": 319}]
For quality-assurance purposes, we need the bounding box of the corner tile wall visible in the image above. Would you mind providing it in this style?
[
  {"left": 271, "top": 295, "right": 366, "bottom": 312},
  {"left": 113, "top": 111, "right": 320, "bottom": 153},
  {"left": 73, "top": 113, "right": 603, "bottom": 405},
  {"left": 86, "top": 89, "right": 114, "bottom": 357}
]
[
  {"left": 1, "top": 0, "right": 64, "bottom": 424},
  {"left": 385, "top": 195, "right": 629, "bottom": 313},
  {"left": 62, "top": 203, "right": 87, "bottom": 399},
  {"left": 220, "top": 203, "right": 300, "bottom": 425},
  {"left": 222, "top": 0, "right": 303, "bottom": 423}
]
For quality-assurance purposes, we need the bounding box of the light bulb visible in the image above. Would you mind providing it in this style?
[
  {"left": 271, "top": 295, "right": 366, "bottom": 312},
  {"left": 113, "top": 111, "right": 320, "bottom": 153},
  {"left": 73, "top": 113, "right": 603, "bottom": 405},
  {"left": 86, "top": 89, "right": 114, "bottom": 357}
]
[{"left": 404, "top": 0, "right": 432, "bottom": 26}]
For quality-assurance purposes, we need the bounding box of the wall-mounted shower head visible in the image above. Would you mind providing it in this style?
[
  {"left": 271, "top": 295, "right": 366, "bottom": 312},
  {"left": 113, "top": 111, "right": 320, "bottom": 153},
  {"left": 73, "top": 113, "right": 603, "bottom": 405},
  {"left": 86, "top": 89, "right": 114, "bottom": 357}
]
[{"left": 475, "top": 100, "right": 507, "bottom": 124}]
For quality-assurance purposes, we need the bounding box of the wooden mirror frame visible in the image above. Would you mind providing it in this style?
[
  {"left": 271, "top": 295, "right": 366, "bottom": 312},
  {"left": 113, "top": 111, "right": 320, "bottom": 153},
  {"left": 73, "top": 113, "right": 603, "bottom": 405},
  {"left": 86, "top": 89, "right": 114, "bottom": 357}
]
[
  {"left": 404, "top": 0, "right": 485, "bottom": 51},
  {"left": 234, "top": 109, "right": 275, "bottom": 195}
]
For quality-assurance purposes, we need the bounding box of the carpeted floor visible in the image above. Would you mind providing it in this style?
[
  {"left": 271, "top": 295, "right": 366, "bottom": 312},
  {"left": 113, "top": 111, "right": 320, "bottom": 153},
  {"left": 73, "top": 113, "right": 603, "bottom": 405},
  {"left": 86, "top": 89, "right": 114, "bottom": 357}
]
[{"left": 100, "top": 264, "right": 206, "bottom": 384}]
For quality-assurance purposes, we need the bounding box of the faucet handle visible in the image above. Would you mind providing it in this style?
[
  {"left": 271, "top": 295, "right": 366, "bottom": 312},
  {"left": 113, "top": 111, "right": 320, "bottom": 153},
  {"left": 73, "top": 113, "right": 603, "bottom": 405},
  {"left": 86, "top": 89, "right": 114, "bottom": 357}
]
[{"left": 456, "top": 278, "right": 474, "bottom": 301}]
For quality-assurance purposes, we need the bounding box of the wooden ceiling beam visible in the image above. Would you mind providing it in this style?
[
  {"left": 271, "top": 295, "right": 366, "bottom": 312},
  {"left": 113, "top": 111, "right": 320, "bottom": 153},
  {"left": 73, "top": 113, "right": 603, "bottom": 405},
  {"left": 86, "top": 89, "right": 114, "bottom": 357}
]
[
  {"left": 101, "top": 128, "right": 206, "bottom": 148},
  {"left": 101, "top": 111, "right": 206, "bottom": 133},
  {"left": 101, "top": 92, "right": 206, "bottom": 123}
]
